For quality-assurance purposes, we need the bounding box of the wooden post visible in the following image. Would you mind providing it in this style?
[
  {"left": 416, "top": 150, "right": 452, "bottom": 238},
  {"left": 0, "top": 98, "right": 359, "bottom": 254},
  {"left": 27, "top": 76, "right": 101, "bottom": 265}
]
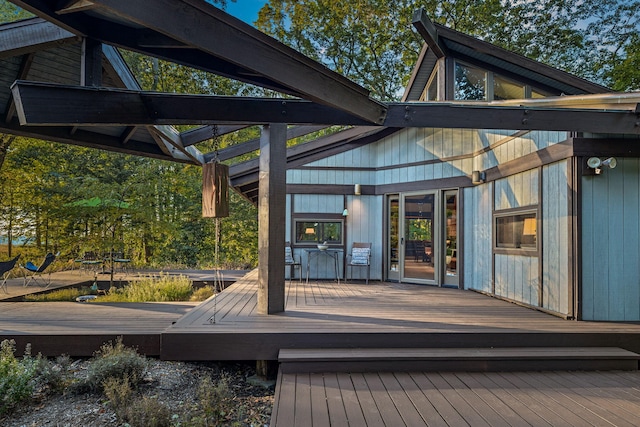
[
  {"left": 257, "top": 124, "right": 286, "bottom": 314},
  {"left": 81, "top": 38, "right": 102, "bottom": 87}
]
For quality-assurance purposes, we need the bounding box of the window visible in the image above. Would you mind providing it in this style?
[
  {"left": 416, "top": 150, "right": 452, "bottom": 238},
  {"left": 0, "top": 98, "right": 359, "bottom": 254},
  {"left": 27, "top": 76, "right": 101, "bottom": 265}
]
[
  {"left": 493, "top": 75, "right": 525, "bottom": 100},
  {"left": 495, "top": 210, "right": 537, "bottom": 251},
  {"left": 295, "top": 220, "right": 343, "bottom": 245},
  {"left": 455, "top": 63, "right": 486, "bottom": 100}
]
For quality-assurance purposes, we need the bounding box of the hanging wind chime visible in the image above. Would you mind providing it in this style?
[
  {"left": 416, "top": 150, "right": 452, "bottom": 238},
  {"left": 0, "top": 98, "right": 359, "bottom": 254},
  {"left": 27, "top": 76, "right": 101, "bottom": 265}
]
[{"left": 202, "top": 126, "right": 227, "bottom": 316}]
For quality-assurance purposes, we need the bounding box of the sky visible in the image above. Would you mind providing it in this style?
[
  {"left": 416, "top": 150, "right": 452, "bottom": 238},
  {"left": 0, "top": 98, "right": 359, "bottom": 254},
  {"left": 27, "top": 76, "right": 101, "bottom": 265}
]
[{"left": 224, "top": 0, "right": 268, "bottom": 25}]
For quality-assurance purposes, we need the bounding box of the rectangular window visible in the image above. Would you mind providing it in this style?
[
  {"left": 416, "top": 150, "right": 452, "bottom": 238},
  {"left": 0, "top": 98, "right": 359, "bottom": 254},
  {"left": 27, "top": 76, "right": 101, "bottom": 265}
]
[
  {"left": 295, "top": 220, "right": 343, "bottom": 245},
  {"left": 455, "top": 62, "right": 486, "bottom": 100},
  {"left": 494, "top": 75, "right": 525, "bottom": 100},
  {"left": 495, "top": 210, "right": 537, "bottom": 252}
]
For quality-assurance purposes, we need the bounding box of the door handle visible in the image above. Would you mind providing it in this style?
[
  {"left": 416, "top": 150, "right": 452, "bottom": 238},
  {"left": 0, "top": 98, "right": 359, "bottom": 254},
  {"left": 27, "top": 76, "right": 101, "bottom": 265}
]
[{"left": 401, "top": 237, "right": 404, "bottom": 245}]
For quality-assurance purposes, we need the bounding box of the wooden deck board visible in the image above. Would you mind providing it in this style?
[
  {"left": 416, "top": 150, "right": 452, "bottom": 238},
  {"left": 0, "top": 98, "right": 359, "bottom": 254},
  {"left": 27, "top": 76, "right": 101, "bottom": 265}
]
[{"left": 272, "top": 370, "right": 640, "bottom": 427}]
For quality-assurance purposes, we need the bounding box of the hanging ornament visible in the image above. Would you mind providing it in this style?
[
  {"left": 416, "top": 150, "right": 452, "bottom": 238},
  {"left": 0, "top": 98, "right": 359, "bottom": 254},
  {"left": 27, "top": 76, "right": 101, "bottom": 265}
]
[{"left": 202, "top": 125, "right": 230, "bottom": 218}]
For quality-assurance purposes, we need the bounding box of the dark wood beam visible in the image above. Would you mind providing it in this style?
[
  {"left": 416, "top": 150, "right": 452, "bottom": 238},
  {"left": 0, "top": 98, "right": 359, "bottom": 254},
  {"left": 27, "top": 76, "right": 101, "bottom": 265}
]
[
  {"left": 56, "top": 0, "right": 98, "bottom": 14},
  {"left": 13, "top": 81, "right": 639, "bottom": 134},
  {"left": 12, "top": 0, "right": 387, "bottom": 124},
  {"left": 0, "top": 119, "right": 186, "bottom": 163},
  {"left": 81, "top": 38, "right": 102, "bottom": 86},
  {"left": 11, "top": 81, "right": 372, "bottom": 126},
  {"left": 203, "top": 125, "right": 328, "bottom": 163},
  {"left": 119, "top": 126, "right": 137, "bottom": 144},
  {"left": 257, "top": 124, "right": 287, "bottom": 314},
  {"left": 412, "top": 9, "right": 446, "bottom": 58},
  {"left": 4, "top": 53, "right": 34, "bottom": 123},
  {"left": 181, "top": 125, "right": 249, "bottom": 147},
  {"left": 384, "top": 103, "right": 640, "bottom": 134}
]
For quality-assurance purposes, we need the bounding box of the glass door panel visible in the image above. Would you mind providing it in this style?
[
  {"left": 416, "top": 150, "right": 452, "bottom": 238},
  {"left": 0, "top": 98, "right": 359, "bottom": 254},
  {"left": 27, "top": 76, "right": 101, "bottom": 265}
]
[
  {"left": 387, "top": 197, "right": 400, "bottom": 281},
  {"left": 443, "top": 190, "right": 458, "bottom": 287},
  {"left": 402, "top": 193, "right": 435, "bottom": 283}
]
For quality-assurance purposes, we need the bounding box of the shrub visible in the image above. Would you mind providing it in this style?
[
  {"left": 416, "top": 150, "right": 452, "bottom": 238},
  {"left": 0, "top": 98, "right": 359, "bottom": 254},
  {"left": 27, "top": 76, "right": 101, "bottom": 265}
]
[
  {"left": 24, "top": 287, "right": 93, "bottom": 302},
  {"left": 97, "top": 274, "right": 193, "bottom": 302},
  {"left": 190, "top": 285, "right": 216, "bottom": 301},
  {"left": 104, "top": 376, "right": 171, "bottom": 427},
  {"left": 74, "top": 337, "right": 146, "bottom": 393},
  {"left": 197, "top": 374, "right": 234, "bottom": 425},
  {"left": 0, "top": 340, "right": 37, "bottom": 415}
]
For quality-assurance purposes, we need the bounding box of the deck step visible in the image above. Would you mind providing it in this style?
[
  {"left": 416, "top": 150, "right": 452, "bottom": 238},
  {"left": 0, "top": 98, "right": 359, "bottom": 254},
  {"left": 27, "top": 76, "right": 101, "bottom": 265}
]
[{"left": 278, "top": 347, "right": 640, "bottom": 373}]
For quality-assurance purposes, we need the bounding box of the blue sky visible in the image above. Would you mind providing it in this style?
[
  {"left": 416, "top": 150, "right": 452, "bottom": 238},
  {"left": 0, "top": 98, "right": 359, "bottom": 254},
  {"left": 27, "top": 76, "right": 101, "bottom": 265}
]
[{"left": 224, "top": 0, "right": 267, "bottom": 25}]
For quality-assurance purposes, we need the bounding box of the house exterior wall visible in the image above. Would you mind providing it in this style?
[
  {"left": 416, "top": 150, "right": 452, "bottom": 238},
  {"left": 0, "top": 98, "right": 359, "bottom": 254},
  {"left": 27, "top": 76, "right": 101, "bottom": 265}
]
[
  {"left": 581, "top": 158, "right": 640, "bottom": 321},
  {"left": 286, "top": 127, "right": 573, "bottom": 309}
]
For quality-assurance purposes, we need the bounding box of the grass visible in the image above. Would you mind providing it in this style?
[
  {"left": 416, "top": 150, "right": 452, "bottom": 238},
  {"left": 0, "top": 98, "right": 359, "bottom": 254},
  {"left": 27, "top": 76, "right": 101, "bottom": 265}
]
[
  {"left": 97, "top": 274, "right": 193, "bottom": 302},
  {"left": 23, "top": 275, "right": 217, "bottom": 303}
]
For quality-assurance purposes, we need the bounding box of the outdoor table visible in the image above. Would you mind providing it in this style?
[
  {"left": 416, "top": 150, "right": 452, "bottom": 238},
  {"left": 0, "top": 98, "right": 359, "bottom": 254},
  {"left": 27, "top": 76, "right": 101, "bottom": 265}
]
[{"left": 304, "top": 248, "right": 343, "bottom": 284}]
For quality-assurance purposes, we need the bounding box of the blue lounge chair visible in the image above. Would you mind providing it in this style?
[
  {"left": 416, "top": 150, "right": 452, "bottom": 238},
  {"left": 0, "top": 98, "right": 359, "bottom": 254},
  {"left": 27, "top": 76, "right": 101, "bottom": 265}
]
[
  {"left": 23, "top": 252, "right": 58, "bottom": 288},
  {"left": 1, "top": 255, "right": 20, "bottom": 293}
]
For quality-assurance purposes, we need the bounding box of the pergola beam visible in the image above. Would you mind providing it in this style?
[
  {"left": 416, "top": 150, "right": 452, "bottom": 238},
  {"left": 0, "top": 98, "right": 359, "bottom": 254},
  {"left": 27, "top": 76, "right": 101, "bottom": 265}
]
[
  {"left": 12, "top": 81, "right": 640, "bottom": 135},
  {"left": 11, "top": 0, "right": 387, "bottom": 124},
  {"left": 11, "top": 81, "right": 372, "bottom": 126}
]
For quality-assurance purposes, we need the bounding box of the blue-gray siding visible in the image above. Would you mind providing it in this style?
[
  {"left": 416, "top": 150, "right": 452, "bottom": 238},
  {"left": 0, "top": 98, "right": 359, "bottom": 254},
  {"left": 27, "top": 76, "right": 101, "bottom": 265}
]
[{"left": 582, "top": 158, "right": 640, "bottom": 321}]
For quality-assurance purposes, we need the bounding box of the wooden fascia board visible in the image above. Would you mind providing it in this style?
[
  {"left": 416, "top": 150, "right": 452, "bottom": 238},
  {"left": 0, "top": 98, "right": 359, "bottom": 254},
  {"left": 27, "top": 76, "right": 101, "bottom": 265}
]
[
  {"left": 0, "top": 119, "right": 183, "bottom": 162},
  {"left": 10, "top": 81, "right": 372, "bottom": 126},
  {"left": 15, "top": 0, "right": 387, "bottom": 124},
  {"left": 384, "top": 103, "right": 640, "bottom": 134}
]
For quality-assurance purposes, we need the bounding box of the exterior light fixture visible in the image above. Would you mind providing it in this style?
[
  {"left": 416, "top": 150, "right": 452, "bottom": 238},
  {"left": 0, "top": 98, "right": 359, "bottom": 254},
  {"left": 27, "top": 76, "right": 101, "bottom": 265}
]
[
  {"left": 471, "top": 170, "right": 486, "bottom": 185},
  {"left": 587, "top": 157, "right": 617, "bottom": 175},
  {"left": 354, "top": 184, "right": 361, "bottom": 195},
  {"left": 342, "top": 208, "right": 349, "bottom": 216}
]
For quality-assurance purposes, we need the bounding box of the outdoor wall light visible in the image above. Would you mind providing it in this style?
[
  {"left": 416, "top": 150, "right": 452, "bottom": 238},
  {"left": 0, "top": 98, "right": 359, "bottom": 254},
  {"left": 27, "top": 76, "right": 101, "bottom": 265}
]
[
  {"left": 342, "top": 208, "right": 349, "bottom": 216},
  {"left": 587, "top": 157, "right": 617, "bottom": 175},
  {"left": 471, "top": 170, "right": 486, "bottom": 185},
  {"left": 354, "top": 184, "right": 361, "bottom": 195}
]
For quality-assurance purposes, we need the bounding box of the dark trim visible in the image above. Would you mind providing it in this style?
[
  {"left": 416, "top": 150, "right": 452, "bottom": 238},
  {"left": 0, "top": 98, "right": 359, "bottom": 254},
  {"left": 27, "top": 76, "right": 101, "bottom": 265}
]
[
  {"left": 457, "top": 189, "right": 464, "bottom": 289},
  {"left": 572, "top": 137, "right": 640, "bottom": 157},
  {"left": 491, "top": 181, "right": 496, "bottom": 294},
  {"left": 293, "top": 213, "right": 344, "bottom": 220},
  {"left": 412, "top": 9, "right": 446, "bottom": 58},
  {"left": 4, "top": 52, "right": 34, "bottom": 123},
  {"left": 568, "top": 158, "right": 578, "bottom": 320},
  {"left": 469, "top": 289, "right": 573, "bottom": 320},
  {"left": 493, "top": 248, "right": 538, "bottom": 257},
  {"left": 376, "top": 176, "right": 470, "bottom": 195},
  {"left": 384, "top": 104, "right": 639, "bottom": 134},
  {"left": 573, "top": 157, "right": 583, "bottom": 321}
]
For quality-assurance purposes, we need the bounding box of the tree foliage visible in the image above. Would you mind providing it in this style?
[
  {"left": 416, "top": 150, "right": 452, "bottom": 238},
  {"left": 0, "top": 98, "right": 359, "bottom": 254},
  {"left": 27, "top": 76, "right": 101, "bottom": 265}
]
[{"left": 256, "top": 0, "right": 640, "bottom": 98}]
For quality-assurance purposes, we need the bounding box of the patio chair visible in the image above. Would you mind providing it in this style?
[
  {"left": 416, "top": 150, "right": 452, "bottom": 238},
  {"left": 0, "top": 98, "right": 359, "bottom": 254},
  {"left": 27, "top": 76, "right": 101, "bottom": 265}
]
[
  {"left": 347, "top": 242, "right": 371, "bottom": 284},
  {"left": 23, "top": 252, "right": 58, "bottom": 288},
  {"left": 1, "top": 254, "right": 20, "bottom": 293},
  {"left": 285, "top": 241, "right": 302, "bottom": 283}
]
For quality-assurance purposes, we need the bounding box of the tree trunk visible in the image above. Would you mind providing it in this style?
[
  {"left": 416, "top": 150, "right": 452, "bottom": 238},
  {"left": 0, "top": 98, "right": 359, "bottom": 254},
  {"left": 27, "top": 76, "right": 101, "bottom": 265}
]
[{"left": 0, "top": 134, "right": 15, "bottom": 172}]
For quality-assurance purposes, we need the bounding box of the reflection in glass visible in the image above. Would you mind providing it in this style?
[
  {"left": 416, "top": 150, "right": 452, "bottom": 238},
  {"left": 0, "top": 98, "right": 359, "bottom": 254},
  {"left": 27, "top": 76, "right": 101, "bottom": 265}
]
[
  {"left": 404, "top": 194, "right": 435, "bottom": 281},
  {"left": 494, "top": 75, "right": 525, "bottom": 100},
  {"left": 455, "top": 63, "right": 486, "bottom": 100}
]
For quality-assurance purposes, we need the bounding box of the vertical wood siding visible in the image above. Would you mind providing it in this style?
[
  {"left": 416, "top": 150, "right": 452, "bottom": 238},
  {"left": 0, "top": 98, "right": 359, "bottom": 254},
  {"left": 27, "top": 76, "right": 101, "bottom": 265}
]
[
  {"left": 463, "top": 185, "right": 493, "bottom": 293},
  {"left": 494, "top": 254, "right": 539, "bottom": 306},
  {"left": 542, "top": 161, "right": 570, "bottom": 315},
  {"left": 581, "top": 158, "right": 640, "bottom": 321},
  {"left": 345, "top": 196, "right": 383, "bottom": 281},
  {"left": 494, "top": 169, "right": 539, "bottom": 210}
]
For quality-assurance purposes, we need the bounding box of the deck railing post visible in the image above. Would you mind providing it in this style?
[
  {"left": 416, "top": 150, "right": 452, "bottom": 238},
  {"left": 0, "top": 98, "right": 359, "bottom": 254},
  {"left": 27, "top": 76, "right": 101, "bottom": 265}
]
[{"left": 257, "top": 123, "right": 287, "bottom": 314}]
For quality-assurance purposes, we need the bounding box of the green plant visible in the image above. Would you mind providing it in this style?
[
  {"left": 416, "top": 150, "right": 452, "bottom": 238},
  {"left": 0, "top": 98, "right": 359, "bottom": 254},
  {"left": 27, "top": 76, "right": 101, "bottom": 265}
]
[
  {"left": 190, "top": 285, "right": 215, "bottom": 302},
  {"left": 104, "top": 376, "right": 171, "bottom": 427},
  {"left": 97, "top": 274, "right": 193, "bottom": 302},
  {"left": 24, "top": 287, "right": 93, "bottom": 302},
  {"left": 75, "top": 337, "right": 147, "bottom": 393},
  {"left": 196, "top": 374, "right": 234, "bottom": 425},
  {"left": 0, "top": 340, "right": 37, "bottom": 415}
]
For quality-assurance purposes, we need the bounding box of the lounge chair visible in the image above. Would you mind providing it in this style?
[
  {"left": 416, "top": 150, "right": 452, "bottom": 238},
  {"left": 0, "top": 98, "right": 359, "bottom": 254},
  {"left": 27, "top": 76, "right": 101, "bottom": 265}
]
[
  {"left": 23, "top": 252, "right": 58, "bottom": 288},
  {"left": 1, "top": 255, "right": 20, "bottom": 293}
]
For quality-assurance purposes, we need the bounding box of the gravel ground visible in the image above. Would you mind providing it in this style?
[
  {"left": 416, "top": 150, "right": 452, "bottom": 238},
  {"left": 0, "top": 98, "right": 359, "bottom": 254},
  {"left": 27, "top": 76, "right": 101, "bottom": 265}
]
[{"left": 1, "top": 358, "right": 274, "bottom": 427}]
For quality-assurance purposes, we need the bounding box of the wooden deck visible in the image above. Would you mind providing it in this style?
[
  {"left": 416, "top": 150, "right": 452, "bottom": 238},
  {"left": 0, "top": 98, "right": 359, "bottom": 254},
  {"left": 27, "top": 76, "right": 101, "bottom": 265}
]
[
  {"left": 272, "top": 370, "right": 640, "bottom": 426},
  {"left": 162, "top": 270, "right": 640, "bottom": 360}
]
